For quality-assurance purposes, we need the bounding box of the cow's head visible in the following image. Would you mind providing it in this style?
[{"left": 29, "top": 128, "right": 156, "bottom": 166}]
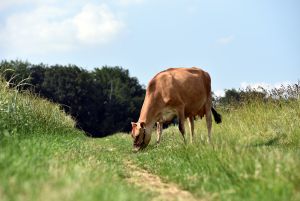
[{"left": 131, "top": 122, "right": 151, "bottom": 152}]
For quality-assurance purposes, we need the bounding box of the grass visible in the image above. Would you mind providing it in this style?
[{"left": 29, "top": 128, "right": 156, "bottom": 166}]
[
  {"left": 0, "top": 75, "right": 299, "bottom": 201},
  {"left": 128, "top": 100, "right": 300, "bottom": 201},
  {"left": 0, "top": 77, "right": 152, "bottom": 201}
]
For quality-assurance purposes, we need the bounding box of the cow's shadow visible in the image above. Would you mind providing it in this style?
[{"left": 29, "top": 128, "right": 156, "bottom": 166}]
[{"left": 251, "top": 136, "right": 281, "bottom": 147}]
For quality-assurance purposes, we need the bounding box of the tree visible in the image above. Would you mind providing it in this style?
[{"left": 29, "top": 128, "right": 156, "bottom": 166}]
[
  {"left": 218, "top": 89, "right": 241, "bottom": 105},
  {"left": 0, "top": 60, "right": 31, "bottom": 89},
  {"left": 39, "top": 65, "right": 105, "bottom": 136},
  {"left": 0, "top": 60, "right": 146, "bottom": 137},
  {"left": 93, "top": 66, "right": 145, "bottom": 135}
]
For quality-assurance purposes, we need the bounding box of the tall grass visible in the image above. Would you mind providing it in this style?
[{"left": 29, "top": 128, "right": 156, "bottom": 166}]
[
  {"left": 125, "top": 98, "right": 300, "bottom": 201},
  {"left": 218, "top": 100, "right": 300, "bottom": 147},
  {"left": 0, "top": 76, "right": 75, "bottom": 137},
  {"left": 0, "top": 76, "right": 152, "bottom": 201}
]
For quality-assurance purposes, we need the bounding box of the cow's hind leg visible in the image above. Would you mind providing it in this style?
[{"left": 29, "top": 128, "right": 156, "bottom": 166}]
[
  {"left": 188, "top": 117, "right": 194, "bottom": 143},
  {"left": 156, "top": 122, "right": 163, "bottom": 144},
  {"left": 205, "top": 103, "right": 212, "bottom": 143},
  {"left": 177, "top": 108, "right": 187, "bottom": 144}
]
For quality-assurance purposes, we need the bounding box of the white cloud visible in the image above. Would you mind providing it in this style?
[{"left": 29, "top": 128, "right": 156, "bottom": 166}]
[
  {"left": 240, "top": 81, "right": 293, "bottom": 91},
  {"left": 0, "top": 0, "right": 59, "bottom": 10},
  {"left": 118, "top": 0, "right": 144, "bottom": 6},
  {"left": 0, "top": 0, "right": 32, "bottom": 10},
  {"left": 214, "top": 89, "right": 225, "bottom": 97},
  {"left": 73, "top": 4, "right": 124, "bottom": 45},
  {"left": 217, "top": 35, "right": 235, "bottom": 45},
  {"left": 0, "top": 2, "right": 125, "bottom": 55}
]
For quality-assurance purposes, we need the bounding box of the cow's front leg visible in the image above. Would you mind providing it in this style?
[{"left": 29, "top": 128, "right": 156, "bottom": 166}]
[
  {"left": 188, "top": 117, "right": 194, "bottom": 143},
  {"left": 156, "top": 122, "right": 163, "bottom": 144}
]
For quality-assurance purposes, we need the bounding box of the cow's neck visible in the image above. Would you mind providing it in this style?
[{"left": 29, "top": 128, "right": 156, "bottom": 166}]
[{"left": 138, "top": 94, "right": 158, "bottom": 129}]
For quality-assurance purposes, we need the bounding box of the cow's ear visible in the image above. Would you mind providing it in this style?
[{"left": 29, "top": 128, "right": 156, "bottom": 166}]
[
  {"left": 131, "top": 122, "right": 137, "bottom": 128},
  {"left": 140, "top": 122, "right": 145, "bottom": 129}
]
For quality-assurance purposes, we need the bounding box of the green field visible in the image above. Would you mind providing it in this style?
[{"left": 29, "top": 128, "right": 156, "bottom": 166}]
[{"left": 0, "top": 78, "right": 299, "bottom": 201}]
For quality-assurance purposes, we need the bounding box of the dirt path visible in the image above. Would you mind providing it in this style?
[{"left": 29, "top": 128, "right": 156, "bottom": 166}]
[{"left": 124, "top": 161, "right": 205, "bottom": 201}]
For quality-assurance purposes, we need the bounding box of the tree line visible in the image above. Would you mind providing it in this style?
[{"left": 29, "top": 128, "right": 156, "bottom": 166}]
[
  {"left": 0, "top": 60, "right": 145, "bottom": 137},
  {"left": 1, "top": 60, "right": 298, "bottom": 137},
  {"left": 215, "top": 83, "right": 299, "bottom": 107}
]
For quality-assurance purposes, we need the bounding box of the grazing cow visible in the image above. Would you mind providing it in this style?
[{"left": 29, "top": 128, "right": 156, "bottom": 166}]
[{"left": 131, "top": 67, "right": 221, "bottom": 151}]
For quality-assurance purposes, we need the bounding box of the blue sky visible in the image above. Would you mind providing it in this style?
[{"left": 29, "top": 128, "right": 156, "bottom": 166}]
[{"left": 0, "top": 0, "right": 299, "bottom": 96}]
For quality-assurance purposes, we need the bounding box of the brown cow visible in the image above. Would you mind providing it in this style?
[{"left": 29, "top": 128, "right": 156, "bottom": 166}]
[{"left": 131, "top": 67, "right": 221, "bottom": 151}]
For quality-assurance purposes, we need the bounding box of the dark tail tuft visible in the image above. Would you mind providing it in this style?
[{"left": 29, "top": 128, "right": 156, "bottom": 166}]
[{"left": 211, "top": 107, "right": 222, "bottom": 124}]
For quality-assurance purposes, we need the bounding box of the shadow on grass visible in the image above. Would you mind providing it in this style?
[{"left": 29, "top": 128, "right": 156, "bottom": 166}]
[{"left": 251, "top": 136, "right": 280, "bottom": 147}]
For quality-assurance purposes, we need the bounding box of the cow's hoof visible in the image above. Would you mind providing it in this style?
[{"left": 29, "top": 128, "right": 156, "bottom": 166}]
[{"left": 132, "top": 146, "right": 141, "bottom": 152}]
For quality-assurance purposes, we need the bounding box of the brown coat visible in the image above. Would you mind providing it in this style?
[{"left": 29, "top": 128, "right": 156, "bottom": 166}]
[{"left": 131, "top": 67, "right": 221, "bottom": 151}]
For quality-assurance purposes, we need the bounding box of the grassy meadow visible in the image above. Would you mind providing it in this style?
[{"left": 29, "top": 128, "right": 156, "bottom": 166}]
[
  {"left": 0, "top": 78, "right": 152, "bottom": 201},
  {"left": 0, "top": 76, "right": 299, "bottom": 201}
]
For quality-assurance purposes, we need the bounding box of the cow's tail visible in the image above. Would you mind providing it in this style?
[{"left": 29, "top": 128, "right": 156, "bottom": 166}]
[{"left": 211, "top": 107, "right": 222, "bottom": 124}]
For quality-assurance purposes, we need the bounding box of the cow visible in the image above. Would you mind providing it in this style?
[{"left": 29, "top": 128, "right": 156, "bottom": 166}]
[{"left": 131, "top": 67, "right": 221, "bottom": 151}]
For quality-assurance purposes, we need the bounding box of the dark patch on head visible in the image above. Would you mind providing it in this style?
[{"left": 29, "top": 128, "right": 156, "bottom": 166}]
[{"left": 133, "top": 128, "right": 146, "bottom": 150}]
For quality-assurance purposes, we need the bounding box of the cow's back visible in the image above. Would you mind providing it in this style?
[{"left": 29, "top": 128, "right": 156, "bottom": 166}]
[{"left": 148, "top": 67, "right": 211, "bottom": 118}]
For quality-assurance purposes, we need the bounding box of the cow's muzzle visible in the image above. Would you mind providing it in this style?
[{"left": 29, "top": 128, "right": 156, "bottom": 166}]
[{"left": 132, "top": 129, "right": 146, "bottom": 152}]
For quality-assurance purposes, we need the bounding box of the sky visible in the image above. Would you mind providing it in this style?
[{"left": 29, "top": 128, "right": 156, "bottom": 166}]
[{"left": 0, "top": 0, "right": 299, "bottom": 96}]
